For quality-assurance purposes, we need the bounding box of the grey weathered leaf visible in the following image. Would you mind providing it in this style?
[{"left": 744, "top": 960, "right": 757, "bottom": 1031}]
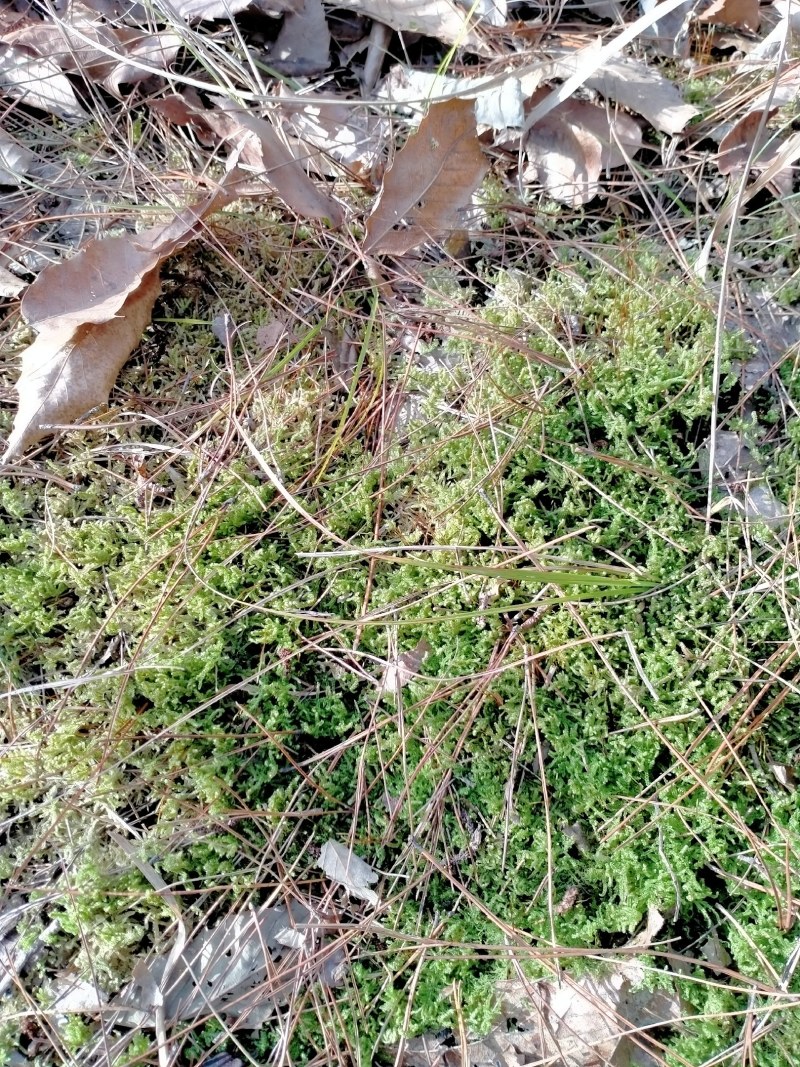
[
  {"left": 378, "top": 65, "right": 530, "bottom": 129},
  {"left": 171, "top": 0, "right": 300, "bottom": 19},
  {"left": 49, "top": 976, "right": 108, "bottom": 1014},
  {"left": 700, "top": 430, "right": 788, "bottom": 530},
  {"left": 269, "top": 0, "right": 330, "bottom": 76},
  {"left": 328, "top": 0, "right": 499, "bottom": 54},
  {"left": 319, "top": 840, "right": 379, "bottom": 906},
  {"left": 110, "top": 900, "right": 315, "bottom": 1027},
  {"left": 0, "top": 44, "right": 88, "bottom": 119},
  {"left": 0, "top": 124, "right": 34, "bottom": 185},
  {"left": 278, "top": 89, "right": 387, "bottom": 178},
  {"left": 545, "top": 51, "right": 699, "bottom": 135}
]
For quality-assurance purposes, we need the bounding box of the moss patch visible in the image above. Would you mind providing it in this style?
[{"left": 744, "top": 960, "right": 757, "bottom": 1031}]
[{"left": 2, "top": 226, "right": 799, "bottom": 1064}]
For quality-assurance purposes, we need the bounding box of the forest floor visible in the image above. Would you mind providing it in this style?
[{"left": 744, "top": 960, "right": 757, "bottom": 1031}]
[{"left": 1, "top": 1, "right": 800, "bottom": 1065}]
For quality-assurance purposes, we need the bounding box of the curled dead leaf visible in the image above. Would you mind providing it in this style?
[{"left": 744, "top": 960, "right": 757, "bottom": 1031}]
[
  {"left": 524, "top": 95, "right": 642, "bottom": 206},
  {"left": 2, "top": 180, "right": 238, "bottom": 460}
]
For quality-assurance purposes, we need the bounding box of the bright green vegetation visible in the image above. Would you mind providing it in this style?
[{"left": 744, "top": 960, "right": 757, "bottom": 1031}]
[{"left": 2, "top": 219, "right": 799, "bottom": 1066}]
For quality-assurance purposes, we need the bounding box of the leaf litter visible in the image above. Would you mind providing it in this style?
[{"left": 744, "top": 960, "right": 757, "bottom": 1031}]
[
  {"left": 396, "top": 907, "right": 681, "bottom": 1067},
  {"left": 0, "top": 0, "right": 741, "bottom": 464}
]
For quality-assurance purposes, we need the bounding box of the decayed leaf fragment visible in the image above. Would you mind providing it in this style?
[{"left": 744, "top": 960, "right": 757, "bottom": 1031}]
[
  {"left": 364, "top": 98, "right": 487, "bottom": 255},
  {"left": 319, "top": 840, "right": 380, "bottom": 906},
  {"left": 110, "top": 899, "right": 326, "bottom": 1029},
  {"left": 697, "top": 0, "right": 760, "bottom": 32},
  {"left": 379, "top": 638, "right": 431, "bottom": 698},
  {"left": 2, "top": 182, "right": 236, "bottom": 461}
]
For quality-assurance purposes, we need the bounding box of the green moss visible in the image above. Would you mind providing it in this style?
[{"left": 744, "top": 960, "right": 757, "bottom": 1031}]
[{"left": 2, "top": 234, "right": 798, "bottom": 1063}]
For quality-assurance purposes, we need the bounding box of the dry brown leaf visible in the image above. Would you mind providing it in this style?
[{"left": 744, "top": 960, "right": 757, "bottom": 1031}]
[
  {"left": 524, "top": 95, "right": 642, "bottom": 206},
  {"left": 2, "top": 182, "right": 238, "bottom": 460},
  {"left": 5, "top": 270, "right": 161, "bottom": 461},
  {"left": 139, "top": 93, "right": 346, "bottom": 220},
  {"left": 716, "top": 68, "right": 800, "bottom": 189},
  {"left": 364, "top": 98, "right": 487, "bottom": 255},
  {"left": 329, "top": 0, "right": 498, "bottom": 54},
  {"left": 697, "top": 0, "right": 760, "bottom": 32},
  {"left": 396, "top": 963, "right": 681, "bottom": 1067},
  {"left": 202, "top": 98, "right": 344, "bottom": 226}
]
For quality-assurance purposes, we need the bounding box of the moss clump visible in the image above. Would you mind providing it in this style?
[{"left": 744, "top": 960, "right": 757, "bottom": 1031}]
[{"left": 1, "top": 232, "right": 798, "bottom": 1064}]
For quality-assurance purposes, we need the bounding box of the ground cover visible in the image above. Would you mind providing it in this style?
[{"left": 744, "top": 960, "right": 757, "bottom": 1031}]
[
  {"left": 1, "top": 2, "right": 800, "bottom": 1066},
  {"left": 3, "top": 217, "right": 800, "bottom": 1064}
]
